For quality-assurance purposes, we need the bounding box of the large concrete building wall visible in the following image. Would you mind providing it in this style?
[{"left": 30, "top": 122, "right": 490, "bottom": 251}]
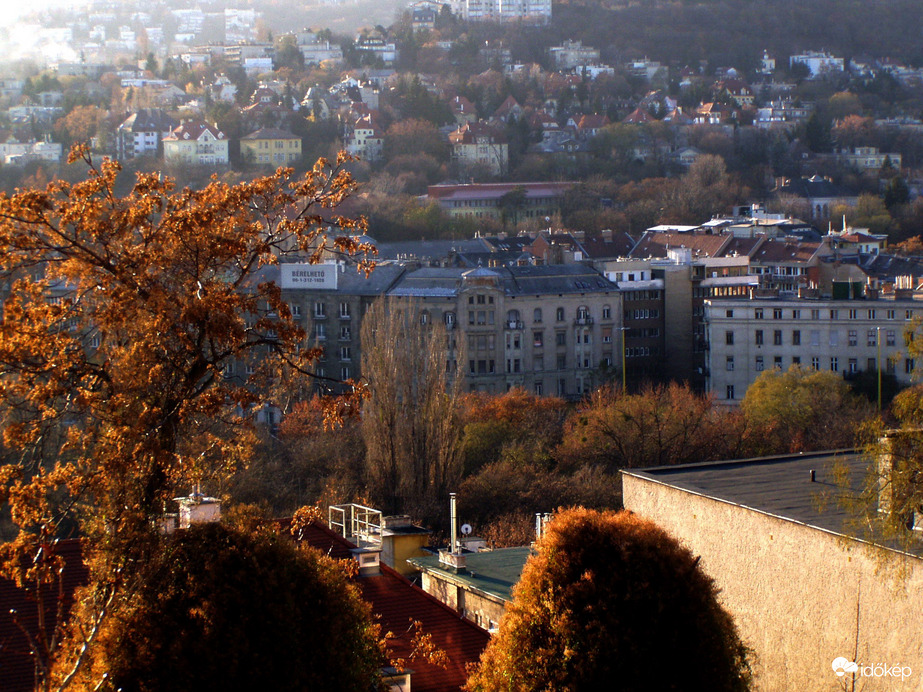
[{"left": 623, "top": 474, "right": 923, "bottom": 691}]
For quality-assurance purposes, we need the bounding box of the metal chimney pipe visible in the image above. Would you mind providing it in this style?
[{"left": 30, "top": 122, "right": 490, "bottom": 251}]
[{"left": 450, "top": 493, "right": 458, "bottom": 553}]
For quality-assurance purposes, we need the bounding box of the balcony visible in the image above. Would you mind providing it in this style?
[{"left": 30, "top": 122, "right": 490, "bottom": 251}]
[
  {"left": 506, "top": 320, "right": 524, "bottom": 330},
  {"left": 574, "top": 317, "right": 594, "bottom": 326}
]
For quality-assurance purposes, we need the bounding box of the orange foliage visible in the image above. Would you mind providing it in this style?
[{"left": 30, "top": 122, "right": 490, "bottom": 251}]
[
  {"left": 467, "top": 508, "right": 751, "bottom": 691},
  {"left": 0, "top": 145, "right": 372, "bottom": 686}
]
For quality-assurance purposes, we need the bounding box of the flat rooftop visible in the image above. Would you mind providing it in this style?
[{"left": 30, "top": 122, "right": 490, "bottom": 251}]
[
  {"left": 623, "top": 451, "right": 866, "bottom": 537},
  {"left": 409, "top": 546, "right": 532, "bottom": 603}
]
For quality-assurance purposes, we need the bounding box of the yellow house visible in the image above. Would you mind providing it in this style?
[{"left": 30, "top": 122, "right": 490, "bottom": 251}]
[{"left": 240, "top": 127, "right": 303, "bottom": 165}]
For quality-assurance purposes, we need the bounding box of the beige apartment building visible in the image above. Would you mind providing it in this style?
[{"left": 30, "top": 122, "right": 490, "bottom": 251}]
[{"left": 706, "top": 294, "right": 921, "bottom": 403}]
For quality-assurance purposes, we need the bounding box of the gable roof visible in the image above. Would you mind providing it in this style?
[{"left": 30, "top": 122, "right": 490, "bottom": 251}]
[{"left": 165, "top": 121, "right": 225, "bottom": 142}]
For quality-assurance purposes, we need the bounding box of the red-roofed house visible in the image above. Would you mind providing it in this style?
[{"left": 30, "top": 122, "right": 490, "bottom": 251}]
[
  {"left": 163, "top": 120, "right": 229, "bottom": 165},
  {"left": 493, "top": 95, "right": 523, "bottom": 123},
  {"left": 449, "top": 122, "right": 508, "bottom": 176},
  {"left": 297, "top": 521, "right": 490, "bottom": 692},
  {"left": 622, "top": 106, "right": 655, "bottom": 124},
  {"left": 449, "top": 95, "right": 478, "bottom": 125},
  {"left": 572, "top": 113, "right": 610, "bottom": 138}
]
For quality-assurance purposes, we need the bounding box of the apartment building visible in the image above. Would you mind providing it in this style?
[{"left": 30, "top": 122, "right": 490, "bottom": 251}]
[{"left": 706, "top": 292, "right": 921, "bottom": 403}]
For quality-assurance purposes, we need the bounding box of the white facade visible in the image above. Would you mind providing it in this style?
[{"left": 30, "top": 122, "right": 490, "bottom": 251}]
[
  {"left": 789, "top": 51, "right": 845, "bottom": 77},
  {"left": 706, "top": 297, "right": 920, "bottom": 403},
  {"left": 450, "top": 0, "right": 551, "bottom": 22}
]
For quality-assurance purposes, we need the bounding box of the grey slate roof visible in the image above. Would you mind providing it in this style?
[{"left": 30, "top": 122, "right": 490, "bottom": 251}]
[
  {"left": 623, "top": 451, "right": 878, "bottom": 540},
  {"left": 387, "top": 264, "right": 617, "bottom": 298}
]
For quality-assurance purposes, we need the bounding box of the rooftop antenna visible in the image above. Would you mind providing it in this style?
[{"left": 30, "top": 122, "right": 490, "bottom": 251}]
[{"left": 450, "top": 492, "right": 458, "bottom": 553}]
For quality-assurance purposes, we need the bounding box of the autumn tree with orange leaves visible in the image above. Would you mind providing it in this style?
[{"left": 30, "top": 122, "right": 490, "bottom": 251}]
[
  {"left": 466, "top": 508, "right": 752, "bottom": 692},
  {"left": 0, "top": 144, "right": 373, "bottom": 689}
]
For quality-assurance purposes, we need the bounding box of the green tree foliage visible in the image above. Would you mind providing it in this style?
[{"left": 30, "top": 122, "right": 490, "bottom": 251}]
[
  {"left": 466, "top": 508, "right": 751, "bottom": 692},
  {"left": 60, "top": 522, "right": 384, "bottom": 691},
  {"left": 740, "top": 365, "right": 874, "bottom": 455}
]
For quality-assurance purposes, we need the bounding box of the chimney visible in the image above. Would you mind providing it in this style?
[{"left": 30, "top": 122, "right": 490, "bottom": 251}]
[
  {"left": 174, "top": 488, "right": 221, "bottom": 529},
  {"left": 439, "top": 493, "right": 466, "bottom": 569}
]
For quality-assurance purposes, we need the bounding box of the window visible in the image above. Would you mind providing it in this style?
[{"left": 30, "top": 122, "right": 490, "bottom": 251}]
[
  {"left": 811, "top": 356, "right": 820, "bottom": 370},
  {"left": 793, "top": 356, "right": 801, "bottom": 365},
  {"left": 533, "top": 308, "right": 542, "bottom": 323},
  {"left": 533, "top": 331, "right": 543, "bottom": 348},
  {"left": 556, "top": 307, "right": 565, "bottom": 322},
  {"left": 726, "top": 385, "right": 735, "bottom": 400},
  {"left": 887, "top": 309, "right": 895, "bottom": 320},
  {"left": 314, "top": 323, "right": 326, "bottom": 340},
  {"left": 792, "top": 330, "right": 801, "bottom": 346},
  {"left": 830, "top": 332, "right": 839, "bottom": 347},
  {"left": 602, "top": 305, "right": 611, "bottom": 320},
  {"left": 340, "top": 325, "right": 351, "bottom": 340},
  {"left": 726, "top": 356, "right": 734, "bottom": 371},
  {"left": 755, "top": 330, "right": 764, "bottom": 345},
  {"left": 773, "top": 308, "right": 782, "bottom": 319},
  {"left": 340, "top": 346, "right": 351, "bottom": 361},
  {"left": 556, "top": 355, "right": 566, "bottom": 370},
  {"left": 420, "top": 310, "right": 429, "bottom": 325},
  {"left": 908, "top": 310, "right": 915, "bottom": 321},
  {"left": 907, "top": 359, "right": 915, "bottom": 374},
  {"left": 792, "top": 309, "right": 800, "bottom": 320},
  {"left": 313, "top": 302, "right": 326, "bottom": 318},
  {"left": 867, "top": 329, "right": 877, "bottom": 347},
  {"left": 830, "top": 309, "right": 839, "bottom": 320},
  {"left": 445, "top": 312, "right": 456, "bottom": 327},
  {"left": 868, "top": 309, "right": 876, "bottom": 320},
  {"left": 848, "top": 330, "right": 857, "bottom": 347},
  {"left": 754, "top": 308, "right": 763, "bottom": 319},
  {"left": 339, "top": 302, "right": 351, "bottom": 318},
  {"left": 773, "top": 330, "right": 782, "bottom": 346},
  {"left": 774, "top": 356, "right": 783, "bottom": 369},
  {"left": 810, "top": 330, "right": 820, "bottom": 347},
  {"left": 755, "top": 355, "right": 764, "bottom": 371},
  {"left": 726, "top": 309, "right": 734, "bottom": 318},
  {"left": 811, "top": 309, "right": 820, "bottom": 320},
  {"left": 725, "top": 331, "right": 735, "bottom": 345},
  {"left": 290, "top": 303, "right": 301, "bottom": 318},
  {"left": 886, "top": 330, "right": 896, "bottom": 347},
  {"left": 535, "top": 356, "right": 544, "bottom": 371},
  {"left": 848, "top": 358, "right": 858, "bottom": 373},
  {"left": 830, "top": 357, "right": 839, "bottom": 372},
  {"left": 867, "top": 358, "right": 876, "bottom": 371},
  {"left": 341, "top": 366, "right": 350, "bottom": 380},
  {"left": 534, "top": 381, "right": 543, "bottom": 395},
  {"left": 849, "top": 309, "right": 858, "bottom": 320},
  {"left": 556, "top": 331, "right": 566, "bottom": 346}
]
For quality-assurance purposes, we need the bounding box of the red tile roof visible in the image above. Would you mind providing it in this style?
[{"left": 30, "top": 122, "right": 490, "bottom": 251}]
[
  {"left": 297, "top": 522, "right": 490, "bottom": 691},
  {"left": 0, "top": 539, "right": 88, "bottom": 692}
]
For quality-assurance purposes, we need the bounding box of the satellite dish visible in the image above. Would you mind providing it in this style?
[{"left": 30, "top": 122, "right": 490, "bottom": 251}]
[{"left": 460, "top": 523, "right": 473, "bottom": 535}]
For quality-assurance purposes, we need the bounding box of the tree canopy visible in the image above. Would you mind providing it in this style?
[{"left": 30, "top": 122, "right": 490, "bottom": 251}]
[
  {"left": 58, "top": 521, "right": 384, "bottom": 691},
  {"left": 466, "top": 508, "right": 752, "bottom": 691},
  {"left": 0, "top": 146, "right": 372, "bottom": 686}
]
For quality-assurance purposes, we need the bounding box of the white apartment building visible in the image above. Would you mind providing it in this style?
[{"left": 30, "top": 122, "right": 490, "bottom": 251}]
[
  {"left": 706, "top": 295, "right": 921, "bottom": 403},
  {"left": 450, "top": 0, "right": 551, "bottom": 22}
]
